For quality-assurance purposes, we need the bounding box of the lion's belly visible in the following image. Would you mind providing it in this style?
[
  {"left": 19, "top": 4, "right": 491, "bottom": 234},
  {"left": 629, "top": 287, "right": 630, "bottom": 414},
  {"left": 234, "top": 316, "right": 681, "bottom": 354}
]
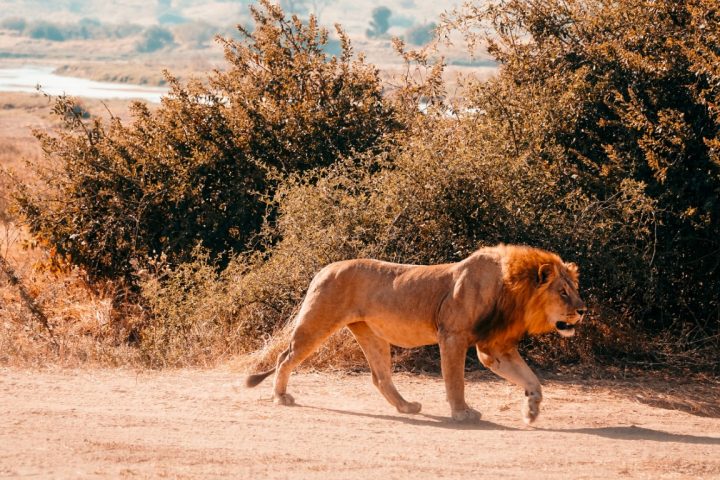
[{"left": 362, "top": 316, "right": 438, "bottom": 348}]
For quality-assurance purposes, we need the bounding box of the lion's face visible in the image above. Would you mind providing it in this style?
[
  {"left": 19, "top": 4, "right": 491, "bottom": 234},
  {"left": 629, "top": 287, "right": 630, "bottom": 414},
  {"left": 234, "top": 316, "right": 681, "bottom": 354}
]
[{"left": 539, "top": 262, "right": 586, "bottom": 337}]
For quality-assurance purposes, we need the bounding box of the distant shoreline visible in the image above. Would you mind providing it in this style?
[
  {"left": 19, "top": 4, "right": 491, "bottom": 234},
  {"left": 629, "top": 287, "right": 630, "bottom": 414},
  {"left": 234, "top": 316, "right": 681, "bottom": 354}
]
[{"left": 0, "top": 64, "right": 167, "bottom": 102}]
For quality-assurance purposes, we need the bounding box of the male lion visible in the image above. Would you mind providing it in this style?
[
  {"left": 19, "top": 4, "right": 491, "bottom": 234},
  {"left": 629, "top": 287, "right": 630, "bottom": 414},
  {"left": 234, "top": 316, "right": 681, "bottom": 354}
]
[{"left": 246, "top": 244, "right": 586, "bottom": 423}]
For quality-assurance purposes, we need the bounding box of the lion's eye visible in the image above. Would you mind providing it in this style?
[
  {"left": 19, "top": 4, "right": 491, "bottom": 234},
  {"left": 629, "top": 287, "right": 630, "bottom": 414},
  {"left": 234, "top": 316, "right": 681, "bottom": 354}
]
[{"left": 560, "top": 291, "right": 569, "bottom": 299}]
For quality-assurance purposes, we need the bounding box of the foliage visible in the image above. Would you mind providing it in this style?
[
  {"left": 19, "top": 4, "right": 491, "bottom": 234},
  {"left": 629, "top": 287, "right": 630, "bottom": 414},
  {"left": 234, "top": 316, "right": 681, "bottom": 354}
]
[
  {"left": 366, "top": 6, "right": 392, "bottom": 38},
  {"left": 447, "top": 0, "right": 720, "bottom": 345},
  {"left": 0, "top": 18, "right": 144, "bottom": 42},
  {"left": 14, "top": 0, "right": 399, "bottom": 283},
  {"left": 12, "top": 0, "right": 720, "bottom": 370},
  {"left": 136, "top": 26, "right": 175, "bottom": 52},
  {"left": 202, "top": 0, "right": 718, "bottom": 368},
  {"left": 137, "top": 248, "right": 231, "bottom": 367},
  {"left": 405, "top": 22, "right": 436, "bottom": 46},
  {"left": 0, "top": 17, "right": 27, "bottom": 32},
  {"left": 26, "top": 21, "right": 65, "bottom": 41}
]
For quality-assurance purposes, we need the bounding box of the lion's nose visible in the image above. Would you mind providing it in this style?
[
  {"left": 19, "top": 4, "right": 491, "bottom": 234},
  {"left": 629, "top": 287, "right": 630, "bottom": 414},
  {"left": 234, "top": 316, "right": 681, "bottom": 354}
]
[{"left": 577, "top": 308, "right": 587, "bottom": 316}]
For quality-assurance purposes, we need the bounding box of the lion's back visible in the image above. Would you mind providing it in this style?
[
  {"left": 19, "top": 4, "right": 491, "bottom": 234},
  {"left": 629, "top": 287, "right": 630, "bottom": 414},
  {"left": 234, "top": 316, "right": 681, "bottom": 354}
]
[{"left": 301, "top": 258, "right": 454, "bottom": 331}]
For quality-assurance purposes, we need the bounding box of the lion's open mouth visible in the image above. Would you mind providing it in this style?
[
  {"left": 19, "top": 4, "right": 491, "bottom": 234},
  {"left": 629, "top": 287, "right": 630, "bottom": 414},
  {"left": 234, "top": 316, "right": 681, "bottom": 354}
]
[{"left": 555, "top": 321, "right": 576, "bottom": 337}]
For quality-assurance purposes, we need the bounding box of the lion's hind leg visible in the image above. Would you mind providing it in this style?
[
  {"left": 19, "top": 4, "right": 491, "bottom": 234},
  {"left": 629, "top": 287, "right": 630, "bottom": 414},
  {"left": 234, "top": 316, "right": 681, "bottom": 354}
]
[
  {"left": 272, "top": 318, "right": 341, "bottom": 406},
  {"left": 347, "top": 322, "right": 422, "bottom": 414}
]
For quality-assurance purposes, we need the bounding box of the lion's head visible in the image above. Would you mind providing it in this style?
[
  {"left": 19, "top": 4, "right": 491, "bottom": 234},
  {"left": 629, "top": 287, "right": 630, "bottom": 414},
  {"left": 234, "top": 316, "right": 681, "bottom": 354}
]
[
  {"left": 501, "top": 246, "right": 586, "bottom": 339},
  {"left": 535, "top": 261, "right": 586, "bottom": 337}
]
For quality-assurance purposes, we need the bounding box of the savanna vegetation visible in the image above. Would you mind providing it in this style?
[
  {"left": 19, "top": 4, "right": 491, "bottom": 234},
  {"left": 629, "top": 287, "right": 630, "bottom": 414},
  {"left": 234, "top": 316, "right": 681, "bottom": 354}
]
[
  {"left": 2, "top": 0, "right": 718, "bottom": 373},
  {"left": 0, "top": 16, "right": 143, "bottom": 42}
]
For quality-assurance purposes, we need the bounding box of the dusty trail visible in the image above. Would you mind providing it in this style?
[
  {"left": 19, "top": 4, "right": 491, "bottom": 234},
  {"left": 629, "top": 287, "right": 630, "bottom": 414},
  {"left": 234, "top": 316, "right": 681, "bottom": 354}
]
[{"left": 0, "top": 367, "right": 718, "bottom": 479}]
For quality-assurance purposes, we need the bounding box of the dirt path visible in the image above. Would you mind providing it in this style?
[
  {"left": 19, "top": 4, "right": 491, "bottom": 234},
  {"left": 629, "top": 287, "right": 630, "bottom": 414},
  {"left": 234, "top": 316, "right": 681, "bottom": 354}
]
[{"left": 0, "top": 367, "right": 718, "bottom": 479}]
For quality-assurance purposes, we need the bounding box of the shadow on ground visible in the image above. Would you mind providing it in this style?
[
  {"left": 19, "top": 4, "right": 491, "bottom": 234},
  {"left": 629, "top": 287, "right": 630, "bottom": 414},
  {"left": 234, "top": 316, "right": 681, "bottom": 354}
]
[
  {"left": 542, "top": 425, "right": 720, "bottom": 445},
  {"left": 301, "top": 404, "right": 720, "bottom": 445}
]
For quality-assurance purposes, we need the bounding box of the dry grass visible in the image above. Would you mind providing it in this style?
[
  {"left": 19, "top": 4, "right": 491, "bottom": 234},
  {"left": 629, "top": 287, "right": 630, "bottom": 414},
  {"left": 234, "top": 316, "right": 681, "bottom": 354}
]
[
  {"left": 632, "top": 382, "right": 720, "bottom": 418},
  {"left": 0, "top": 92, "right": 147, "bottom": 368},
  {"left": 0, "top": 91, "right": 150, "bottom": 205},
  {"left": 0, "top": 222, "right": 142, "bottom": 368},
  {"left": 0, "top": 93, "right": 49, "bottom": 179},
  {"left": 54, "top": 56, "right": 221, "bottom": 87}
]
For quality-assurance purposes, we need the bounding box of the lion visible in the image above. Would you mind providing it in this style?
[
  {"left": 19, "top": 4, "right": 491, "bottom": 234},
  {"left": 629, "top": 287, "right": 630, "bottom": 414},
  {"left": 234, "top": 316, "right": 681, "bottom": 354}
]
[{"left": 245, "top": 244, "right": 586, "bottom": 423}]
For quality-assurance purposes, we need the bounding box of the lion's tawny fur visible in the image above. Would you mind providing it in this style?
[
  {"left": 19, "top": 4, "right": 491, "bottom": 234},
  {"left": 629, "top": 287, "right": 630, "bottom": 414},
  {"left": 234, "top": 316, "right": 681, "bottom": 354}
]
[{"left": 245, "top": 244, "right": 585, "bottom": 423}]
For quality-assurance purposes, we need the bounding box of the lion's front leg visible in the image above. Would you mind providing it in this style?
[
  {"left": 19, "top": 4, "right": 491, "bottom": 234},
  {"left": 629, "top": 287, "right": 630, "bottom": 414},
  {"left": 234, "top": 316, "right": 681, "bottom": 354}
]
[
  {"left": 439, "top": 335, "right": 480, "bottom": 423},
  {"left": 476, "top": 347, "right": 542, "bottom": 424},
  {"left": 522, "top": 388, "right": 542, "bottom": 424}
]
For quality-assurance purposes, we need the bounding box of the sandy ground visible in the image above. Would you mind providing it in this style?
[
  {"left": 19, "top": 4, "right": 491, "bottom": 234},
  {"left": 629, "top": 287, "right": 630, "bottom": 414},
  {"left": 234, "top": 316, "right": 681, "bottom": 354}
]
[{"left": 0, "top": 368, "right": 718, "bottom": 479}]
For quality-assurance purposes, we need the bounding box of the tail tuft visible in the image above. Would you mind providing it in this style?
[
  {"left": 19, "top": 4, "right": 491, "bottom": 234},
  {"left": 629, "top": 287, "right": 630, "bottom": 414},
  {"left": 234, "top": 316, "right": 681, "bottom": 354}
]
[{"left": 245, "top": 368, "right": 276, "bottom": 388}]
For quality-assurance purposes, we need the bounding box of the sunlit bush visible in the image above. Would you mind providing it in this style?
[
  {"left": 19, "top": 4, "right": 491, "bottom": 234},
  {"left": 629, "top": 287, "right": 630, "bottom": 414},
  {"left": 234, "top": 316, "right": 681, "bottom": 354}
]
[
  {"left": 13, "top": 0, "right": 719, "bottom": 369},
  {"left": 15, "top": 0, "right": 399, "bottom": 283},
  {"left": 448, "top": 0, "right": 720, "bottom": 347}
]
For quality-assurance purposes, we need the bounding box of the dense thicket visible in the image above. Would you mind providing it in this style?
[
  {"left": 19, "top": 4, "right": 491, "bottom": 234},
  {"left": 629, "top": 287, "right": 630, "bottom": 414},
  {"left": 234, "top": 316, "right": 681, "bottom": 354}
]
[
  {"left": 14, "top": 0, "right": 719, "bottom": 369},
  {"left": 449, "top": 0, "right": 720, "bottom": 345}
]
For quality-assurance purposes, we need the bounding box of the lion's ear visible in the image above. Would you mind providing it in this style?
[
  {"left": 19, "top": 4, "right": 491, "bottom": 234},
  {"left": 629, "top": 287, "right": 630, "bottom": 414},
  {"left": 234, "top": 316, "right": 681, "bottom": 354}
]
[{"left": 537, "top": 263, "right": 555, "bottom": 285}]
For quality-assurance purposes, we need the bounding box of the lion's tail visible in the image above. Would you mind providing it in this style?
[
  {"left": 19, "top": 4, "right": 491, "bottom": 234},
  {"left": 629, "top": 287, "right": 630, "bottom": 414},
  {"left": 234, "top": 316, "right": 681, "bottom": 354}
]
[
  {"left": 245, "top": 367, "right": 276, "bottom": 388},
  {"left": 245, "top": 346, "right": 290, "bottom": 387}
]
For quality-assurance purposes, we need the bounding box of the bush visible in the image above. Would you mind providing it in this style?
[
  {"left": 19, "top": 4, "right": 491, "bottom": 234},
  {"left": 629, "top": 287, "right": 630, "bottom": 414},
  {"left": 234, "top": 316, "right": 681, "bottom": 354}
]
[
  {"left": 136, "top": 26, "right": 174, "bottom": 52},
  {"left": 449, "top": 0, "right": 720, "bottom": 347},
  {"left": 366, "top": 6, "right": 392, "bottom": 38},
  {"left": 153, "top": 0, "right": 719, "bottom": 370},
  {"left": 0, "top": 17, "right": 26, "bottom": 32},
  {"left": 13, "top": 0, "right": 719, "bottom": 371},
  {"left": 206, "top": 105, "right": 657, "bottom": 368},
  {"left": 14, "top": 0, "right": 400, "bottom": 283},
  {"left": 137, "top": 248, "right": 231, "bottom": 367},
  {"left": 405, "top": 22, "right": 436, "bottom": 46},
  {"left": 26, "top": 21, "right": 65, "bottom": 41}
]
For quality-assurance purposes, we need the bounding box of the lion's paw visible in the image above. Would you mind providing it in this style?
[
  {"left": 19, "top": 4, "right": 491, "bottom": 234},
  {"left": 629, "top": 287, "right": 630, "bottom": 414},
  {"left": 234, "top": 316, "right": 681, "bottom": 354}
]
[
  {"left": 451, "top": 407, "right": 481, "bottom": 423},
  {"left": 273, "top": 393, "right": 295, "bottom": 406},
  {"left": 522, "top": 390, "right": 542, "bottom": 424},
  {"left": 397, "top": 401, "right": 422, "bottom": 414}
]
